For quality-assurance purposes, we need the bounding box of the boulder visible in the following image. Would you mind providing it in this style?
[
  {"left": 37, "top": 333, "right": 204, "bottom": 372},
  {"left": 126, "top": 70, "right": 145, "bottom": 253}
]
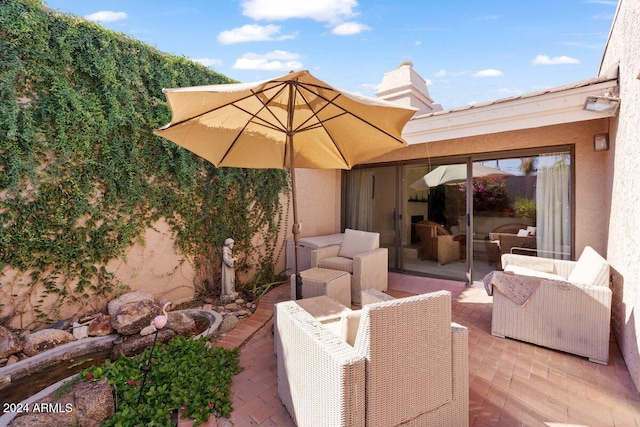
[
  {"left": 87, "top": 313, "right": 113, "bottom": 336},
  {"left": 167, "top": 311, "right": 197, "bottom": 336},
  {"left": 22, "top": 329, "right": 75, "bottom": 356},
  {"left": 107, "top": 290, "right": 154, "bottom": 316},
  {"left": 111, "top": 329, "right": 175, "bottom": 358},
  {"left": 72, "top": 322, "right": 89, "bottom": 340},
  {"left": 0, "top": 325, "right": 23, "bottom": 358},
  {"left": 111, "top": 300, "right": 159, "bottom": 335},
  {"left": 219, "top": 313, "right": 239, "bottom": 334},
  {"left": 9, "top": 378, "right": 114, "bottom": 427}
]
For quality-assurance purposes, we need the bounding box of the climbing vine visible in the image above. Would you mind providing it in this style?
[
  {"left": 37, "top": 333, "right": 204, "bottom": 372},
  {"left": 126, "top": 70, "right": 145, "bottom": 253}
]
[{"left": 0, "top": 0, "right": 289, "bottom": 326}]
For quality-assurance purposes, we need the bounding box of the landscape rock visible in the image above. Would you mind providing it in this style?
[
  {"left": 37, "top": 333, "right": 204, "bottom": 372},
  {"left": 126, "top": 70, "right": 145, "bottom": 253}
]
[
  {"left": 111, "top": 329, "right": 175, "bottom": 358},
  {"left": 9, "top": 378, "right": 114, "bottom": 427},
  {"left": 111, "top": 300, "right": 159, "bottom": 335},
  {"left": 140, "top": 324, "right": 157, "bottom": 336},
  {"left": 167, "top": 311, "right": 197, "bottom": 336},
  {"left": 0, "top": 325, "right": 23, "bottom": 358},
  {"left": 107, "top": 290, "right": 154, "bottom": 316},
  {"left": 51, "top": 319, "right": 72, "bottom": 330},
  {"left": 22, "top": 329, "right": 75, "bottom": 356},
  {"left": 219, "top": 314, "right": 239, "bottom": 334},
  {"left": 87, "top": 313, "right": 113, "bottom": 336},
  {"left": 72, "top": 322, "right": 88, "bottom": 340}
]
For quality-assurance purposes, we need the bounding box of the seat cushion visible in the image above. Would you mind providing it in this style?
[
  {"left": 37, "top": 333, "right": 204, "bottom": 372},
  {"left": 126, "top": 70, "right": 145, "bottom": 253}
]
[
  {"left": 338, "top": 228, "right": 379, "bottom": 259},
  {"left": 318, "top": 257, "right": 353, "bottom": 273},
  {"left": 567, "top": 246, "right": 608, "bottom": 286}
]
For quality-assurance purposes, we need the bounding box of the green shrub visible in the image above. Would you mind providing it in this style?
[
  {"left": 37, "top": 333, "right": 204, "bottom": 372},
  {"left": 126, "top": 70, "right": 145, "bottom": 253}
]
[{"left": 83, "top": 336, "right": 241, "bottom": 426}]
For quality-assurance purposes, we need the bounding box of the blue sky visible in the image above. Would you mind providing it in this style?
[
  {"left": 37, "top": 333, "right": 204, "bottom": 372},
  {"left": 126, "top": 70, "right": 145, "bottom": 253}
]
[{"left": 44, "top": 0, "right": 618, "bottom": 109}]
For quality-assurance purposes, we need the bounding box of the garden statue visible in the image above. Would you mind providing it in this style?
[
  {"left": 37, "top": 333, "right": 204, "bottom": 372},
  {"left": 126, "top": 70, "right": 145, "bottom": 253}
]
[{"left": 221, "top": 238, "right": 239, "bottom": 303}]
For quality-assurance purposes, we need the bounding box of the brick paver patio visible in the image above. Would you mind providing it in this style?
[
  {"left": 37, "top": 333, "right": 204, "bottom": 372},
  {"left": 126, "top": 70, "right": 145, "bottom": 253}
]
[{"left": 180, "top": 274, "right": 640, "bottom": 426}]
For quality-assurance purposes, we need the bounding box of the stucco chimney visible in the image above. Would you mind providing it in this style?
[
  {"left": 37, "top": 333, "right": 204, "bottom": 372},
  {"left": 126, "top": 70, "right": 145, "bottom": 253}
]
[{"left": 376, "top": 62, "right": 442, "bottom": 114}]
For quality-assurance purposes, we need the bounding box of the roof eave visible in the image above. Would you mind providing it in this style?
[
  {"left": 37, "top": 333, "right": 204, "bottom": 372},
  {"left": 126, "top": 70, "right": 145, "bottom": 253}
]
[{"left": 403, "top": 77, "right": 619, "bottom": 144}]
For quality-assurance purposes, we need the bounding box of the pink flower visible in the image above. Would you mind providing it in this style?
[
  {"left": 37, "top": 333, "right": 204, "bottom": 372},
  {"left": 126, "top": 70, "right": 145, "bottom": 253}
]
[
  {"left": 86, "top": 373, "right": 93, "bottom": 380},
  {"left": 127, "top": 380, "right": 135, "bottom": 385}
]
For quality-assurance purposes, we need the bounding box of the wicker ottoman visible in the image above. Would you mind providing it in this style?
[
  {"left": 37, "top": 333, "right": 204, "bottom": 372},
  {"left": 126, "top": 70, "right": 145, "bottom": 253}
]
[{"left": 290, "top": 267, "right": 351, "bottom": 307}]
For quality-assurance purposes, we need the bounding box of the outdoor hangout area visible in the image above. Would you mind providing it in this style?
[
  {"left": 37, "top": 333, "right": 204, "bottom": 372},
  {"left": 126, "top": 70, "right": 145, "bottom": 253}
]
[
  {"left": 2, "top": 0, "right": 640, "bottom": 426},
  {"left": 216, "top": 269, "right": 640, "bottom": 427}
]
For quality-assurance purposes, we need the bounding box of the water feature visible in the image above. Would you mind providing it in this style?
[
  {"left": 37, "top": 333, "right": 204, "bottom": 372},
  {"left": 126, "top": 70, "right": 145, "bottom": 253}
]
[{"left": 0, "top": 309, "right": 222, "bottom": 407}]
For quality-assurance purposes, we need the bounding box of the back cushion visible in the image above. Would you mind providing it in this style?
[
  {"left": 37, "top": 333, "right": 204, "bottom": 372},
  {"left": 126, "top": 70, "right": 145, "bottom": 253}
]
[
  {"left": 338, "top": 229, "right": 379, "bottom": 259},
  {"left": 567, "top": 246, "right": 609, "bottom": 286}
]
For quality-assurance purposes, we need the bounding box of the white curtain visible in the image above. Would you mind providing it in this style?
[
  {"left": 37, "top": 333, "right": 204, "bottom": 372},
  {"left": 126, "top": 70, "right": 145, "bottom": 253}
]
[
  {"left": 347, "top": 169, "right": 374, "bottom": 231},
  {"left": 536, "top": 155, "right": 571, "bottom": 259}
]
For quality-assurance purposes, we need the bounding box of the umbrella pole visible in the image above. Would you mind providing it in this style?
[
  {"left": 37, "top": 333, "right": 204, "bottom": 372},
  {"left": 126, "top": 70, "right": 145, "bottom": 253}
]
[{"left": 287, "top": 82, "right": 302, "bottom": 300}]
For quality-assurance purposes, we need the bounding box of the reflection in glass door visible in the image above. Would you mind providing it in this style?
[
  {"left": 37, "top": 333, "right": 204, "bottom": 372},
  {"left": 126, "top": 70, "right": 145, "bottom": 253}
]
[
  {"left": 345, "top": 166, "right": 398, "bottom": 267},
  {"left": 403, "top": 163, "right": 468, "bottom": 282},
  {"left": 470, "top": 152, "right": 572, "bottom": 282}
]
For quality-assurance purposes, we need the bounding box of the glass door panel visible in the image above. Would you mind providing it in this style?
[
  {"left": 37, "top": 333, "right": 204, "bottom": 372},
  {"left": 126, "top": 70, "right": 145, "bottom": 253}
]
[
  {"left": 345, "top": 166, "right": 398, "bottom": 268},
  {"left": 471, "top": 153, "right": 572, "bottom": 282},
  {"left": 402, "top": 163, "right": 468, "bottom": 281}
]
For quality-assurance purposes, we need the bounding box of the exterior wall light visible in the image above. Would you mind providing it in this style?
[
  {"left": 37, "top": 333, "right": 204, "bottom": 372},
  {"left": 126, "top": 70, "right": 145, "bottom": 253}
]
[
  {"left": 583, "top": 95, "right": 621, "bottom": 114},
  {"left": 594, "top": 133, "right": 610, "bottom": 152}
]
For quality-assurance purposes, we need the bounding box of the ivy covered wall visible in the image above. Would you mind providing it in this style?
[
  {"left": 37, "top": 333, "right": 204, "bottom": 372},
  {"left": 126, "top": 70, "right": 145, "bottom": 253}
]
[{"left": 0, "top": 0, "right": 289, "bottom": 328}]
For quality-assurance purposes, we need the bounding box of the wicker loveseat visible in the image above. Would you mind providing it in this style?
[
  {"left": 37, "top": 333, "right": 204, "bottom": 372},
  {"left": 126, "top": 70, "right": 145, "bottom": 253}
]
[
  {"left": 485, "top": 246, "right": 611, "bottom": 364},
  {"left": 484, "top": 223, "right": 535, "bottom": 268},
  {"left": 275, "top": 290, "right": 469, "bottom": 427}
]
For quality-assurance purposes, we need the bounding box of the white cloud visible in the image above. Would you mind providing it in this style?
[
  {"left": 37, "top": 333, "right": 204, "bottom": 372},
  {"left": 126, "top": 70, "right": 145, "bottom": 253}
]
[
  {"left": 241, "top": 0, "right": 358, "bottom": 24},
  {"left": 477, "top": 15, "right": 499, "bottom": 20},
  {"left": 232, "top": 51, "right": 303, "bottom": 71},
  {"left": 331, "top": 21, "right": 371, "bottom": 36},
  {"left": 414, "top": 40, "right": 422, "bottom": 46},
  {"left": 532, "top": 54, "right": 581, "bottom": 65},
  {"left": 84, "top": 11, "right": 127, "bottom": 22},
  {"left": 472, "top": 69, "right": 504, "bottom": 77},
  {"left": 217, "top": 24, "right": 295, "bottom": 45},
  {"left": 592, "top": 12, "right": 614, "bottom": 19},
  {"left": 434, "top": 69, "right": 469, "bottom": 77},
  {"left": 193, "top": 58, "right": 224, "bottom": 68}
]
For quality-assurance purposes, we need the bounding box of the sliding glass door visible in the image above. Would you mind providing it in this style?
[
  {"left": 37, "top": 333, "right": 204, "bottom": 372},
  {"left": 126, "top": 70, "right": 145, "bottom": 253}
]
[{"left": 344, "top": 148, "right": 573, "bottom": 284}]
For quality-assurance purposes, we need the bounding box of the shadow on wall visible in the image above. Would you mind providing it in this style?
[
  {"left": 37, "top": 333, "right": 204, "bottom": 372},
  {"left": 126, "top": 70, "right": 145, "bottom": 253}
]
[{"left": 611, "top": 266, "right": 640, "bottom": 393}]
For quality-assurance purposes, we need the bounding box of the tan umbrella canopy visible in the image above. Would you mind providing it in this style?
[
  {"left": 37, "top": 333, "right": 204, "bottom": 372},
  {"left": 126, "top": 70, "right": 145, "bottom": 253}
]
[
  {"left": 409, "top": 163, "right": 513, "bottom": 191},
  {"left": 154, "top": 70, "right": 416, "bottom": 298}
]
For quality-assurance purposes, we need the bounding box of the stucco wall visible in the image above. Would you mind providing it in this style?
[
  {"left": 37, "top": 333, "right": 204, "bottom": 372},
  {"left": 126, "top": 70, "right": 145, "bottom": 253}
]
[
  {"left": 372, "top": 120, "right": 610, "bottom": 257},
  {"left": 599, "top": 0, "right": 640, "bottom": 392}
]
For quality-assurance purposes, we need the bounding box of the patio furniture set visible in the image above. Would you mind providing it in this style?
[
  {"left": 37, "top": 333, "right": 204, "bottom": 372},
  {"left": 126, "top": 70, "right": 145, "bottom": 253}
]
[{"left": 276, "top": 228, "right": 612, "bottom": 425}]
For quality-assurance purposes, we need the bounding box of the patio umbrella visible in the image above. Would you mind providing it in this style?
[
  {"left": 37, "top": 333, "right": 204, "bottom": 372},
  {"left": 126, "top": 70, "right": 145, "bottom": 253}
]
[
  {"left": 154, "top": 70, "right": 416, "bottom": 299},
  {"left": 409, "top": 163, "right": 513, "bottom": 191}
]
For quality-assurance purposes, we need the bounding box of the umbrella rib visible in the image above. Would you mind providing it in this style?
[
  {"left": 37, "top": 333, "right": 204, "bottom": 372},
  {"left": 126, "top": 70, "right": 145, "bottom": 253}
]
[
  {"left": 217, "top": 82, "right": 292, "bottom": 165},
  {"left": 296, "top": 83, "right": 409, "bottom": 145}
]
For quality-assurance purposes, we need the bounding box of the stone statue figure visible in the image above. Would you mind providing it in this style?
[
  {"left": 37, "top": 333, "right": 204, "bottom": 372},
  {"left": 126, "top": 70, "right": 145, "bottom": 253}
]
[{"left": 221, "top": 238, "right": 239, "bottom": 303}]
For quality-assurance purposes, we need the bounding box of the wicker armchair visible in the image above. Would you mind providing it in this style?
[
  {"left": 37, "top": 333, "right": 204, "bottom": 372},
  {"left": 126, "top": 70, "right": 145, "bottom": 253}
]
[
  {"left": 310, "top": 229, "right": 388, "bottom": 305},
  {"left": 486, "top": 246, "right": 611, "bottom": 364},
  {"left": 275, "top": 290, "right": 469, "bottom": 427},
  {"left": 415, "top": 220, "right": 460, "bottom": 265}
]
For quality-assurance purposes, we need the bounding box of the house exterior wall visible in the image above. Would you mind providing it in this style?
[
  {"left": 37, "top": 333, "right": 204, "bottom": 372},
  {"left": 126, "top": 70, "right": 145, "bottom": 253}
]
[
  {"left": 599, "top": 0, "right": 640, "bottom": 392},
  {"left": 370, "top": 119, "right": 610, "bottom": 257}
]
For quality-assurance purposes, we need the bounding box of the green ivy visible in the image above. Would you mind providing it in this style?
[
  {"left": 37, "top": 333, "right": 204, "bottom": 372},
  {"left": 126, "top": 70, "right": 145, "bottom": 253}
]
[
  {"left": 82, "top": 336, "right": 241, "bottom": 425},
  {"left": 0, "top": 0, "right": 289, "bottom": 326}
]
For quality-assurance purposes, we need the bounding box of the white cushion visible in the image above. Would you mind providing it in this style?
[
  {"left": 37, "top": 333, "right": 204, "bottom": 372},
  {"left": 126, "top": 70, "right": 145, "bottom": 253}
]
[
  {"left": 340, "top": 310, "right": 362, "bottom": 346},
  {"left": 526, "top": 226, "right": 537, "bottom": 236},
  {"left": 504, "top": 265, "right": 565, "bottom": 281},
  {"left": 338, "top": 229, "right": 379, "bottom": 259},
  {"left": 567, "top": 246, "right": 608, "bottom": 286},
  {"left": 517, "top": 229, "right": 529, "bottom": 237}
]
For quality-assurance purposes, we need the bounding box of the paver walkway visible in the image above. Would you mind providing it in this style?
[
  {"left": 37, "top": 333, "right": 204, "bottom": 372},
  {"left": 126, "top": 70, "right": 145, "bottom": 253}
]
[{"left": 181, "top": 274, "right": 640, "bottom": 426}]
